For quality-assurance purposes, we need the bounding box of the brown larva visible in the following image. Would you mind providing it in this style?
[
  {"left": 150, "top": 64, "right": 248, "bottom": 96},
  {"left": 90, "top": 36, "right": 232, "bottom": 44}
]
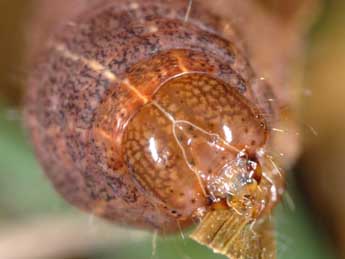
[{"left": 24, "top": 0, "right": 311, "bottom": 258}]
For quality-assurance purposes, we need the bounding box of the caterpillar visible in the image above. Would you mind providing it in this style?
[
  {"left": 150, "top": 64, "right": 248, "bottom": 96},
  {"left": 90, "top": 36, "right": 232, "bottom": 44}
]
[{"left": 25, "top": 0, "right": 316, "bottom": 258}]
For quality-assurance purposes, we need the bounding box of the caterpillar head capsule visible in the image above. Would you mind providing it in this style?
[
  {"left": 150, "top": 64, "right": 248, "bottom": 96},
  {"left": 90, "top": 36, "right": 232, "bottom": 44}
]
[{"left": 118, "top": 73, "right": 269, "bottom": 219}]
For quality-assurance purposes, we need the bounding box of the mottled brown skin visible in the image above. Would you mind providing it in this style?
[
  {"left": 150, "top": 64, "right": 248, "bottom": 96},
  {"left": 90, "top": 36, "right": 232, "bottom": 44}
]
[{"left": 25, "top": 0, "right": 280, "bottom": 232}]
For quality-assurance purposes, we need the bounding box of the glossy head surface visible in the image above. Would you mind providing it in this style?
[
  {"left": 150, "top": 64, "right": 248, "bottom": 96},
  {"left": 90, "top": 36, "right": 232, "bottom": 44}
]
[{"left": 123, "top": 73, "right": 268, "bottom": 219}]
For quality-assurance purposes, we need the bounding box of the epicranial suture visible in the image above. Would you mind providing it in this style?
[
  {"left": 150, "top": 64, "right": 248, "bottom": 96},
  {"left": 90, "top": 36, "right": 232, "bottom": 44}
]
[{"left": 25, "top": 0, "right": 316, "bottom": 258}]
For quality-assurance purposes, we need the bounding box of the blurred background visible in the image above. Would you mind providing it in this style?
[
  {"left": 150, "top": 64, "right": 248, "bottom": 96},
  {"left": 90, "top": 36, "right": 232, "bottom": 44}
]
[{"left": 0, "top": 0, "right": 344, "bottom": 258}]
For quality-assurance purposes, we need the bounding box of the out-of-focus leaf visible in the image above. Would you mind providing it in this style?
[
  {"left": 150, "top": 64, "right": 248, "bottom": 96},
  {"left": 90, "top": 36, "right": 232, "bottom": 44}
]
[{"left": 0, "top": 104, "right": 68, "bottom": 219}]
